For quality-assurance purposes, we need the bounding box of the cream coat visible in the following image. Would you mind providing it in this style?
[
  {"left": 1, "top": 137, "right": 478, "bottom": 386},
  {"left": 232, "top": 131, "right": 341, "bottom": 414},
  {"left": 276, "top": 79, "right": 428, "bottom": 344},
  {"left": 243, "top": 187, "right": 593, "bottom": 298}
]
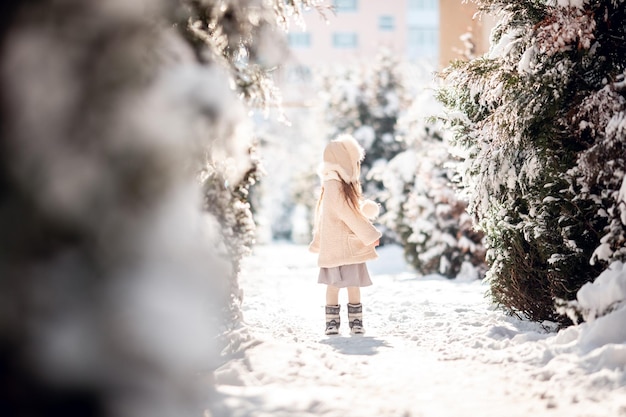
[{"left": 309, "top": 178, "right": 382, "bottom": 268}]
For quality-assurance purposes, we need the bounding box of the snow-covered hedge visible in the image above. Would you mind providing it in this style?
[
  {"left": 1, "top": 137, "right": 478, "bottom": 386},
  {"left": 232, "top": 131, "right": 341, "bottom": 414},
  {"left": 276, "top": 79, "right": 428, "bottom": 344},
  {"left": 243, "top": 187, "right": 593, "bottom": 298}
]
[
  {"left": 559, "top": 261, "right": 626, "bottom": 326},
  {"left": 439, "top": 0, "right": 626, "bottom": 323},
  {"left": 382, "top": 88, "right": 487, "bottom": 279},
  {"left": 0, "top": 0, "right": 329, "bottom": 415},
  {"left": 253, "top": 108, "right": 327, "bottom": 243}
]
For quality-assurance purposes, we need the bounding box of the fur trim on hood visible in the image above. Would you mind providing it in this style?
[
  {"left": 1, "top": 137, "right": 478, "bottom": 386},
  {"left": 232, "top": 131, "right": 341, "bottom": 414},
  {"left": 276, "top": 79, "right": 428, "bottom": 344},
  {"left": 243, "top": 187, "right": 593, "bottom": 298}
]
[{"left": 318, "top": 134, "right": 365, "bottom": 183}]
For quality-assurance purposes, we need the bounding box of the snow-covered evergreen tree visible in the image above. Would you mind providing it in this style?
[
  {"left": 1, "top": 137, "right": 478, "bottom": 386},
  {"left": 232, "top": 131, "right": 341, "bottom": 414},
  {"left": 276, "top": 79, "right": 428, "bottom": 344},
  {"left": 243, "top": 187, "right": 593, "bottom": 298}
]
[
  {"left": 180, "top": 0, "right": 331, "bottom": 116},
  {"left": 382, "top": 85, "right": 486, "bottom": 279},
  {"left": 318, "top": 49, "right": 410, "bottom": 241},
  {"left": 253, "top": 107, "right": 327, "bottom": 243},
  {"left": 173, "top": 0, "right": 332, "bottom": 354},
  {"left": 0, "top": 0, "right": 328, "bottom": 415},
  {"left": 439, "top": 0, "right": 626, "bottom": 324}
]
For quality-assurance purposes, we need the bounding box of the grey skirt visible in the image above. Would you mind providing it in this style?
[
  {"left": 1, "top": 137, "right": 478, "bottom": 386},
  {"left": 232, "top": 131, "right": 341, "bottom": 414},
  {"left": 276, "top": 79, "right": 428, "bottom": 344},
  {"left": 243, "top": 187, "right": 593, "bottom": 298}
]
[{"left": 318, "top": 263, "right": 372, "bottom": 288}]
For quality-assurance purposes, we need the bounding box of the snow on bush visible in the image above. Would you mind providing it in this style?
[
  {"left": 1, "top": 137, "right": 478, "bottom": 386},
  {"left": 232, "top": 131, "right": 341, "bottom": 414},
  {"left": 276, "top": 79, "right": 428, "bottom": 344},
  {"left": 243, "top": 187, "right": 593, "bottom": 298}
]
[
  {"left": 534, "top": 6, "right": 595, "bottom": 58},
  {"left": 381, "top": 84, "right": 486, "bottom": 279},
  {"left": 176, "top": 0, "right": 333, "bottom": 360},
  {"left": 0, "top": 3, "right": 234, "bottom": 415},
  {"left": 439, "top": 0, "right": 626, "bottom": 324},
  {"left": 253, "top": 107, "right": 327, "bottom": 243},
  {"left": 0, "top": 0, "right": 329, "bottom": 416},
  {"left": 559, "top": 261, "right": 626, "bottom": 325}
]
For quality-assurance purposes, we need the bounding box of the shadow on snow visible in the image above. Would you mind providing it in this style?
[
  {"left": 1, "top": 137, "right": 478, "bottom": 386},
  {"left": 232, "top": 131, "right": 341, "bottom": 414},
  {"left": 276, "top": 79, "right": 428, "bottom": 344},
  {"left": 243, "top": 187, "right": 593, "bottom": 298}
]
[{"left": 318, "top": 336, "right": 391, "bottom": 356}]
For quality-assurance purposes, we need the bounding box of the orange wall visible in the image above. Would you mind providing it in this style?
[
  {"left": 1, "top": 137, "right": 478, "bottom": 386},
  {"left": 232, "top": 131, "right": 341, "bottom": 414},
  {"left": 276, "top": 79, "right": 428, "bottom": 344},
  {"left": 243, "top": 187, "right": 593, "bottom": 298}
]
[{"left": 439, "top": 0, "right": 493, "bottom": 68}]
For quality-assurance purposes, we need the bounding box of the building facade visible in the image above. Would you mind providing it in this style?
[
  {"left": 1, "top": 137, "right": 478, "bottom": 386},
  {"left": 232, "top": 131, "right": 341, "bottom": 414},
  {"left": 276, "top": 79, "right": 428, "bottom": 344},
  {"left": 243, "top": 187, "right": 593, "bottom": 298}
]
[
  {"left": 286, "top": 1, "right": 493, "bottom": 69},
  {"left": 438, "top": 0, "right": 495, "bottom": 65},
  {"left": 280, "top": 0, "right": 494, "bottom": 100}
]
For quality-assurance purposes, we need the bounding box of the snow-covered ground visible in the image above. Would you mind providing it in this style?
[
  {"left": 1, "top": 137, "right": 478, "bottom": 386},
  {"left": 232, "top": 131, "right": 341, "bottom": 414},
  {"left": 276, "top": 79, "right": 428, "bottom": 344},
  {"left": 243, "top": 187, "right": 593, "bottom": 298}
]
[{"left": 208, "top": 243, "right": 626, "bottom": 417}]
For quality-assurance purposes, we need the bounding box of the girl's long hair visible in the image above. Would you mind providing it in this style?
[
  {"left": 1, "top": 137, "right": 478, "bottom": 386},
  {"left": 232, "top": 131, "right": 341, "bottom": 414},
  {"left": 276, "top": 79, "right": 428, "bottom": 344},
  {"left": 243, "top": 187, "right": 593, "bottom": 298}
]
[
  {"left": 341, "top": 180, "right": 362, "bottom": 213},
  {"left": 313, "top": 161, "right": 365, "bottom": 225},
  {"left": 314, "top": 178, "right": 364, "bottom": 224}
]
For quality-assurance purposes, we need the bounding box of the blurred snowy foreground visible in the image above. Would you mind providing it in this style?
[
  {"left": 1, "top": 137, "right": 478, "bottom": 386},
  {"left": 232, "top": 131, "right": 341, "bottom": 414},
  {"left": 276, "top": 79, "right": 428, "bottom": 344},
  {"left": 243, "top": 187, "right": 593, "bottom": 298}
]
[{"left": 208, "top": 243, "right": 626, "bottom": 417}]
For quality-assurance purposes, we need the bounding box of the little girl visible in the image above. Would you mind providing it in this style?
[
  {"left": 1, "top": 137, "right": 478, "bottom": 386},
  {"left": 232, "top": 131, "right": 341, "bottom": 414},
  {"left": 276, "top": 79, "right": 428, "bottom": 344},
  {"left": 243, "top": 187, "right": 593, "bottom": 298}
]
[{"left": 309, "top": 134, "right": 381, "bottom": 335}]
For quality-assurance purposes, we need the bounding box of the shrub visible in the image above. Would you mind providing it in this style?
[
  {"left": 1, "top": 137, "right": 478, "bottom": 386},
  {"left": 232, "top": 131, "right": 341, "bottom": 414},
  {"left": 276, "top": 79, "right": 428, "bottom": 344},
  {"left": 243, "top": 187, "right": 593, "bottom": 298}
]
[{"left": 439, "top": 0, "right": 626, "bottom": 324}]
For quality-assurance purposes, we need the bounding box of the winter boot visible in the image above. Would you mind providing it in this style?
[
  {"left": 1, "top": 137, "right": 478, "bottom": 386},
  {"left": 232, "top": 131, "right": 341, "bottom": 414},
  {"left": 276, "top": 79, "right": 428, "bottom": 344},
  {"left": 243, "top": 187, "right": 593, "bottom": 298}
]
[
  {"left": 348, "top": 303, "right": 365, "bottom": 335},
  {"left": 325, "top": 305, "right": 340, "bottom": 335}
]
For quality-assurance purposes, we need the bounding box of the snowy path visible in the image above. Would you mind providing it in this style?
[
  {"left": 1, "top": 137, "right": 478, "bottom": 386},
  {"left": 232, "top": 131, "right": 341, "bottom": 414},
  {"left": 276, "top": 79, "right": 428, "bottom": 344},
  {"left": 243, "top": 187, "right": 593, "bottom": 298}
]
[{"left": 208, "top": 243, "right": 626, "bottom": 417}]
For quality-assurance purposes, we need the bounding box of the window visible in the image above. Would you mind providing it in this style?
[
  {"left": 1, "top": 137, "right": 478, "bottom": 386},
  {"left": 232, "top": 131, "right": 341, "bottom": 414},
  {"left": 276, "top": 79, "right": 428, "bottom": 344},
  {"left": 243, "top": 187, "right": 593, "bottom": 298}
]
[
  {"left": 285, "top": 65, "right": 312, "bottom": 83},
  {"left": 408, "top": 0, "right": 437, "bottom": 10},
  {"left": 332, "top": 32, "right": 358, "bottom": 48},
  {"left": 408, "top": 26, "right": 438, "bottom": 59},
  {"left": 333, "top": 0, "right": 358, "bottom": 12},
  {"left": 408, "top": 27, "right": 437, "bottom": 47},
  {"left": 379, "top": 15, "right": 395, "bottom": 31},
  {"left": 287, "top": 32, "right": 311, "bottom": 48}
]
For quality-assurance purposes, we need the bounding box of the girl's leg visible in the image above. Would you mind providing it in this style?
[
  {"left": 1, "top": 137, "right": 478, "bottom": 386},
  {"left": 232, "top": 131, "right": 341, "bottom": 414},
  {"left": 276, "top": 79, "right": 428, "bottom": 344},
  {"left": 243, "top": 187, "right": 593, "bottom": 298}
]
[
  {"left": 326, "top": 285, "right": 340, "bottom": 306},
  {"left": 325, "top": 285, "right": 341, "bottom": 335},
  {"left": 347, "top": 286, "right": 360, "bottom": 304},
  {"left": 347, "top": 287, "right": 364, "bottom": 334}
]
